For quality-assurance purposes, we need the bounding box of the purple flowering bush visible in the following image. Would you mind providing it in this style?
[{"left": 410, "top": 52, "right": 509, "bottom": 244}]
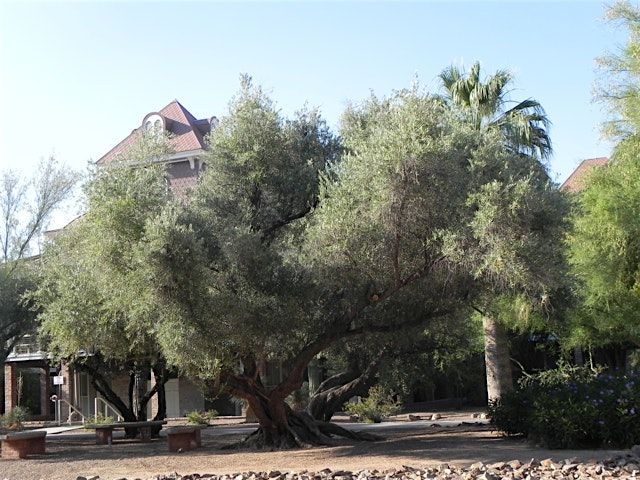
[{"left": 489, "top": 364, "right": 640, "bottom": 448}]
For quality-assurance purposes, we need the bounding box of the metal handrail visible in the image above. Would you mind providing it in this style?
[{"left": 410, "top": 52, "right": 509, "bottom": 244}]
[
  {"left": 51, "top": 397, "right": 87, "bottom": 425},
  {"left": 95, "top": 396, "right": 123, "bottom": 422}
]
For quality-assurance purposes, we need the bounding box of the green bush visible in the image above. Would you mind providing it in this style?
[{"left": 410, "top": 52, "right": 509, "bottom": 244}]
[
  {"left": 186, "top": 409, "right": 218, "bottom": 425},
  {"left": 1, "top": 406, "right": 28, "bottom": 430},
  {"left": 489, "top": 364, "right": 640, "bottom": 448},
  {"left": 88, "top": 412, "right": 115, "bottom": 426},
  {"left": 345, "top": 385, "right": 401, "bottom": 423}
]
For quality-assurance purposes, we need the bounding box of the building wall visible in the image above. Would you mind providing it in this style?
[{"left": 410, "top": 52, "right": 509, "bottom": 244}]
[
  {"left": 167, "top": 160, "right": 200, "bottom": 197},
  {"left": 109, "top": 373, "right": 130, "bottom": 404},
  {"left": 178, "top": 378, "right": 205, "bottom": 416}
]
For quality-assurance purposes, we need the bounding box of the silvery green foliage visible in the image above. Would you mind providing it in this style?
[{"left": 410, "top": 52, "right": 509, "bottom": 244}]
[
  {"left": 143, "top": 82, "right": 567, "bottom": 384},
  {"left": 35, "top": 135, "right": 174, "bottom": 362},
  {"left": 1, "top": 157, "right": 78, "bottom": 263},
  {"left": 309, "top": 88, "right": 567, "bottom": 308},
  {"left": 1, "top": 156, "right": 78, "bottom": 364},
  {"left": 141, "top": 76, "right": 340, "bottom": 380}
]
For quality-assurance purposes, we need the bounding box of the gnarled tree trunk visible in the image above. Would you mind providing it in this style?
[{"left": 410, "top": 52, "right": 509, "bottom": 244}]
[
  {"left": 235, "top": 385, "right": 377, "bottom": 449},
  {"left": 222, "top": 347, "right": 381, "bottom": 449},
  {"left": 308, "top": 353, "right": 384, "bottom": 422}
]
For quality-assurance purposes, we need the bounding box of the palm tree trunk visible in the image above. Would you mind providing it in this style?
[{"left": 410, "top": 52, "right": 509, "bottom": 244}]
[{"left": 483, "top": 316, "right": 513, "bottom": 402}]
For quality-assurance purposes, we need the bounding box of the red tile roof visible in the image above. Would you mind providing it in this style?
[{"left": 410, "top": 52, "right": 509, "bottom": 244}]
[
  {"left": 560, "top": 157, "right": 609, "bottom": 193},
  {"left": 97, "top": 100, "right": 212, "bottom": 165}
]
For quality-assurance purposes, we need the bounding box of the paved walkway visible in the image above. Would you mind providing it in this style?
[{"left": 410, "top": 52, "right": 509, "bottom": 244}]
[
  {"left": 201, "top": 419, "right": 490, "bottom": 436},
  {"left": 32, "top": 424, "right": 85, "bottom": 435}
]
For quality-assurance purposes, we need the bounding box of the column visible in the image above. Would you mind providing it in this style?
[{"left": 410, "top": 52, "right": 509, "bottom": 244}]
[
  {"left": 59, "top": 363, "right": 74, "bottom": 421},
  {"left": 4, "top": 363, "right": 17, "bottom": 412},
  {"left": 150, "top": 370, "right": 159, "bottom": 419},
  {"left": 39, "top": 367, "right": 49, "bottom": 417}
]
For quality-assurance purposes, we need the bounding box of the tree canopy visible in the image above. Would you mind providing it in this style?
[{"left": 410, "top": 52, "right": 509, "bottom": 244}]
[
  {"left": 0, "top": 157, "right": 77, "bottom": 366},
  {"left": 128, "top": 78, "right": 567, "bottom": 446},
  {"left": 33, "top": 73, "right": 568, "bottom": 447},
  {"left": 567, "top": 1, "right": 640, "bottom": 353},
  {"left": 34, "top": 136, "right": 175, "bottom": 426}
]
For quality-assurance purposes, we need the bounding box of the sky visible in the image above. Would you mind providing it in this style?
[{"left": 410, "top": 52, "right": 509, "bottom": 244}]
[{"left": 0, "top": 1, "right": 627, "bottom": 228}]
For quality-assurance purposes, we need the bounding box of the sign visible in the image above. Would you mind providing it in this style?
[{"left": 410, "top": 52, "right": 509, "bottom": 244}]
[{"left": 53, "top": 376, "right": 64, "bottom": 385}]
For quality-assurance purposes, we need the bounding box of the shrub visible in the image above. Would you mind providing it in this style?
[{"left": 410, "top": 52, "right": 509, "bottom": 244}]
[
  {"left": 186, "top": 409, "right": 218, "bottom": 425},
  {"left": 489, "top": 364, "right": 640, "bottom": 448},
  {"left": 345, "top": 385, "right": 401, "bottom": 423},
  {"left": 1, "top": 406, "right": 28, "bottom": 430},
  {"left": 88, "top": 412, "right": 115, "bottom": 426}
]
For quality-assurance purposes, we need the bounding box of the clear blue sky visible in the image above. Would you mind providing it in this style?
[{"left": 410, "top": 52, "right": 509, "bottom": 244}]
[{"left": 0, "top": 1, "right": 625, "bottom": 227}]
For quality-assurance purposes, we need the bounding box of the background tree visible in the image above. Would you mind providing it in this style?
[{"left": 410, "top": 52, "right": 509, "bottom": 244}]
[
  {"left": 139, "top": 78, "right": 566, "bottom": 448},
  {"left": 567, "top": 1, "right": 640, "bottom": 367},
  {"left": 439, "top": 61, "right": 564, "bottom": 401},
  {"left": 34, "top": 137, "right": 174, "bottom": 435},
  {"left": 0, "top": 157, "right": 77, "bottom": 372},
  {"left": 566, "top": 155, "right": 640, "bottom": 367}
]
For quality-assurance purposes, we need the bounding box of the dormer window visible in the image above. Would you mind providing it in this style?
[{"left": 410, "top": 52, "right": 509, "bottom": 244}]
[{"left": 142, "top": 113, "right": 165, "bottom": 136}]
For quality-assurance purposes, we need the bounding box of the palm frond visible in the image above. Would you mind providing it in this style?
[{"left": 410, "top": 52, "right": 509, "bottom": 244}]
[{"left": 438, "top": 61, "right": 552, "bottom": 159}]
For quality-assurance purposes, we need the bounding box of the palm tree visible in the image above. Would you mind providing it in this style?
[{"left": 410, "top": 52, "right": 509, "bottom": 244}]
[
  {"left": 439, "top": 62, "right": 552, "bottom": 402},
  {"left": 440, "top": 62, "right": 552, "bottom": 159}
]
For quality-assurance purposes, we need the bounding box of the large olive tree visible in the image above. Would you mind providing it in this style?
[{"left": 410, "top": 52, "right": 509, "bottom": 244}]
[{"left": 138, "top": 79, "right": 566, "bottom": 448}]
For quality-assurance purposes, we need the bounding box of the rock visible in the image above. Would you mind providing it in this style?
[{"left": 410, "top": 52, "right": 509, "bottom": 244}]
[
  {"left": 625, "top": 463, "right": 640, "bottom": 472},
  {"left": 430, "top": 413, "right": 441, "bottom": 420},
  {"left": 508, "top": 460, "right": 522, "bottom": 469},
  {"left": 479, "top": 413, "right": 488, "bottom": 419},
  {"left": 76, "top": 477, "right": 87, "bottom": 480},
  {"left": 477, "top": 473, "right": 499, "bottom": 480},
  {"left": 407, "top": 414, "right": 420, "bottom": 421},
  {"left": 471, "top": 413, "right": 479, "bottom": 418},
  {"left": 136, "top": 458, "right": 640, "bottom": 480},
  {"left": 329, "top": 471, "right": 351, "bottom": 478}
]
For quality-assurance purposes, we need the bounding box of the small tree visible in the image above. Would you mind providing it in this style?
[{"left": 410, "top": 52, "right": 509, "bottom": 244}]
[
  {"left": 0, "top": 157, "right": 77, "bottom": 366},
  {"left": 33, "top": 137, "right": 175, "bottom": 435}
]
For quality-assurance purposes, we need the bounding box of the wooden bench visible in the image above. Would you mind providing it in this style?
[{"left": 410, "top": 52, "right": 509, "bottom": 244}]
[
  {"left": 165, "top": 425, "right": 207, "bottom": 452},
  {"left": 92, "top": 420, "right": 167, "bottom": 445},
  {"left": 0, "top": 430, "right": 47, "bottom": 459}
]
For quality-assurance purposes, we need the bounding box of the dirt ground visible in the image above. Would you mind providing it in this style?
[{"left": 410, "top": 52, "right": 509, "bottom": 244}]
[{"left": 0, "top": 412, "right": 626, "bottom": 480}]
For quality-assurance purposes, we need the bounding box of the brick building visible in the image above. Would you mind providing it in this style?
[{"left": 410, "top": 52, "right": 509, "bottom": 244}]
[{"left": 560, "top": 157, "right": 609, "bottom": 192}]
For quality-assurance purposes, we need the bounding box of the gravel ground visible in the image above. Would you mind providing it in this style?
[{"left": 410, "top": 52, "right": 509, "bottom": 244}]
[{"left": 0, "top": 413, "right": 626, "bottom": 480}]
